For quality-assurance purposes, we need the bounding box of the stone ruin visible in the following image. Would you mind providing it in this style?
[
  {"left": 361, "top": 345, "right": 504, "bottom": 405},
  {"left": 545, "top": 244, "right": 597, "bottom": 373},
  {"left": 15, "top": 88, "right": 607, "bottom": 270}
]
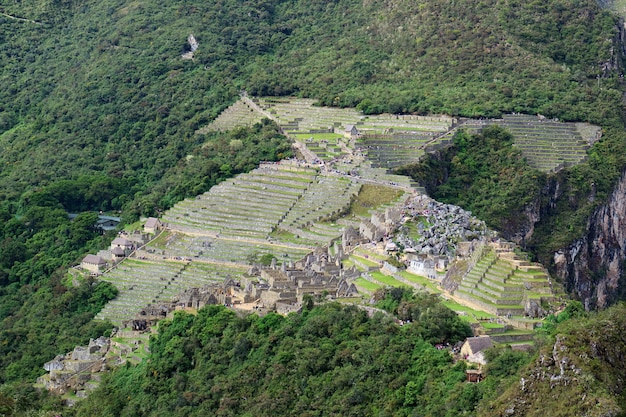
[
  {"left": 247, "top": 245, "right": 360, "bottom": 313},
  {"left": 359, "top": 205, "right": 403, "bottom": 242},
  {"left": 386, "top": 194, "right": 491, "bottom": 276},
  {"left": 124, "top": 242, "right": 362, "bottom": 320},
  {"left": 38, "top": 337, "right": 111, "bottom": 400},
  {"left": 397, "top": 194, "right": 488, "bottom": 257},
  {"left": 354, "top": 193, "right": 490, "bottom": 280}
]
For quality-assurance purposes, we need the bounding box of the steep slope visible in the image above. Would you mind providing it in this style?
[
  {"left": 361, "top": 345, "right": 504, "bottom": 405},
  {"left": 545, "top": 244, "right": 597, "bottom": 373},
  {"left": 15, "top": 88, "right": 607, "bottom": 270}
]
[
  {"left": 2, "top": 0, "right": 626, "bottom": 403},
  {"left": 481, "top": 303, "right": 626, "bottom": 417},
  {"left": 0, "top": 0, "right": 622, "bottom": 201},
  {"left": 553, "top": 170, "right": 626, "bottom": 309}
]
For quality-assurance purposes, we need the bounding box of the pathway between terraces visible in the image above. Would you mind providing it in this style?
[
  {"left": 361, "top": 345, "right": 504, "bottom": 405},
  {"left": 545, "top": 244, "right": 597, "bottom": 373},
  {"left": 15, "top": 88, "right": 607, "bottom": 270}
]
[{"left": 241, "top": 94, "right": 277, "bottom": 123}]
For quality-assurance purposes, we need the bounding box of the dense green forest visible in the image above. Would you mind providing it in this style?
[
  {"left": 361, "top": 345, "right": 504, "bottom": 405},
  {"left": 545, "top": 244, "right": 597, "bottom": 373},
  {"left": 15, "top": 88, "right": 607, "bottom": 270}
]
[
  {"left": 63, "top": 292, "right": 624, "bottom": 417},
  {"left": 69, "top": 290, "right": 492, "bottom": 417},
  {"left": 2, "top": 0, "right": 626, "bottom": 414},
  {"left": 397, "top": 126, "right": 547, "bottom": 238}
]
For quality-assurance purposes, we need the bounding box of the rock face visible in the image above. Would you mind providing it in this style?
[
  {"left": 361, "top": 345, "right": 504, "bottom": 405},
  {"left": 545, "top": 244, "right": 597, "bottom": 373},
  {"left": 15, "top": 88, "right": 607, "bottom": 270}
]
[
  {"left": 395, "top": 194, "right": 489, "bottom": 259},
  {"left": 483, "top": 304, "right": 626, "bottom": 417},
  {"left": 553, "top": 170, "right": 626, "bottom": 310}
]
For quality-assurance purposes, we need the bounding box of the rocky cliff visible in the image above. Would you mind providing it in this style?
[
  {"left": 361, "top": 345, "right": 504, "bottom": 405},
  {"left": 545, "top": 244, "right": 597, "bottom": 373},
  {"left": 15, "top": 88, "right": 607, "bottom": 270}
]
[
  {"left": 553, "top": 170, "right": 626, "bottom": 310},
  {"left": 481, "top": 303, "right": 626, "bottom": 417}
]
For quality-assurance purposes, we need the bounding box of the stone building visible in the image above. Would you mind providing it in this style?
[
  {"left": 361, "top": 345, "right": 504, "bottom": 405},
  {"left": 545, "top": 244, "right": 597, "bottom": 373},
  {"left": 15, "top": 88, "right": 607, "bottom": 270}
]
[
  {"left": 144, "top": 217, "right": 163, "bottom": 234},
  {"left": 461, "top": 336, "right": 493, "bottom": 365},
  {"left": 110, "top": 237, "right": 134, "bottom": 255},
  {"left": 81, "top": 254, "right": 107, "bottom": 274}
]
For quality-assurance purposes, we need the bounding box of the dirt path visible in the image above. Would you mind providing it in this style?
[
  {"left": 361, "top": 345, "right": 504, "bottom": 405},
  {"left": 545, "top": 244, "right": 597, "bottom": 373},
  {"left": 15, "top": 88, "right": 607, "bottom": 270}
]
[
  {"left": 240, "top": 94, "right": 277, "bottom": 123},
  {"left": 0, "top": 11, "right": 43, "bottom": 24}
]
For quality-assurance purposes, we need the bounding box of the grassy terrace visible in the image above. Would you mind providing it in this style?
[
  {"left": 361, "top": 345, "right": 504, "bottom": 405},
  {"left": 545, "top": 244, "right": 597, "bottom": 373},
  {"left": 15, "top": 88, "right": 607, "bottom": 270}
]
[
  {"left": 348, "top": 184, "right": 405, "bottom": 218},
  {"left": 353, "top": 247, "right": 388, "bottom": 261},
  {"left": 354, "top": 277, "right": 382, "bottom": 293},
  {"left": 369, "top": 271, "right": 405, "bottom": 287},
  {"left": 162, "top": 164, "right": 317, "bottom": 238},
  {"left": 292, "top": 133, "right": 343, "bottom": 141},
  {"left": 441, "top": 300, "right": 496, "bottom": 322},
  {"left": 159, "top": 233, "right": 311, "bottom": 265},
  {"left": 197, "top": 99, "right": 265, "bottom": 134},
  {"left": 398, "top": 271, "right": 442, "bottom": 294},
  {"left": 481, "top": 114, "right": 600, "bottom": 173},
  {"left": 453, "top": 244, "right": 554, "bottom": 317},
  {"left": 350, "top": 254, "right": 380, "bottom": 268},
  {"left": 198, "top": 98, "right": 598, "bottom": 176}
]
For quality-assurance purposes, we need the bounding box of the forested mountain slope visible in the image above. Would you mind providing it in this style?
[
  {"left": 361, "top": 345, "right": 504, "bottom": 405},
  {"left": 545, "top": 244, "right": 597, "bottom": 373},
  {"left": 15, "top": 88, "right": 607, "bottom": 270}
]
[
  {"left": 2, "top": 0, "right": 626, "bottom": 414},
  {"left": 0, "top": 0, "right": 622, "bottom": 204}
]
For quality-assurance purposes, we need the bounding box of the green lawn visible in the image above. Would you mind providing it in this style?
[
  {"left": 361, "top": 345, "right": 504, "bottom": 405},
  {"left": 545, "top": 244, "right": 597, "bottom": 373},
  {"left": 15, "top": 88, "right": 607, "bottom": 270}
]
[
  {"left": 399, "top": 271, "right": 442, "bottom": 294},
  {"left": 481, "top": 322, "right": 506, "bottom": 329},
  {"left": 353, "top": 248, "right": 388, "bottom": 261},
  {"left": 124, "top": 220, "right": 144, "bottom": 232},
  {"left": 293, "top": 132, "right": 343, "bottom": 141},
  {"left": 350, "top": 255, "right": 380, "bottom": 267},
  {"left": 354, "top": 277, "right": 382, "bottom": 292},
  {"left": 149, "top": 230, "right": 172, "bottom": 248},
  {"left": 348, "top": 184, "right": 404, "bottom": 218},
  {"left": 441, "top": 300, "right": 496, "bottom": 320},
  {"left": 370, "top": 271, "right": 406, "bottom": 287},
  {"left": 269, "top": 229, "right": 313, "bottom": 245}
]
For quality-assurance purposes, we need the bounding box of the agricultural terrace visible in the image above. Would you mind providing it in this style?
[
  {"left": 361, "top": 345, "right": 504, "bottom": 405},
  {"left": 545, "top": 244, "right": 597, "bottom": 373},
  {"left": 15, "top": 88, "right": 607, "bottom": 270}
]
[
  {"left": 453, "top": 243, "right": 555, "bottom": 319},
  {"left": 95, "top": 259, "right": 246, "bottom": 326},
  {"left": 157, "top": 161, "right": 413, "bottom": 265},
  {"left": 482, "top": 114, "right": 601, "bottom": 172},
  {"left": 203, "top": 97, "right": 600, "bottom": 173},
  {"left": 196, "top": 98, "right": 266, "bottom": 134},
  {"left": 254, "top": 97, "right": 455, "bottom": 167}
]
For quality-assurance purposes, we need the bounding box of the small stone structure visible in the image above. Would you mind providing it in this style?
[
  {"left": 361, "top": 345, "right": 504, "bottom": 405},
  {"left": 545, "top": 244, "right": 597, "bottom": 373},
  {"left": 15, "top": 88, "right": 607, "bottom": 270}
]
[
  {"left": 80, "top": 254, "right": 107, "bottom": 274},
  {"left": 38, "top": 337, "right": 111, "bottom": 397},
  {"left": 144, "top": 217, "right": 163, "bottom": 234},
  {"left": 340, "top": 125, "right": 359, "bottom": 139},
  {"left": 461, "top": 336, "right": 493, "bottom": 365},
  {"left": 110, "top": 237, "right": 134, "bottom": 255}
]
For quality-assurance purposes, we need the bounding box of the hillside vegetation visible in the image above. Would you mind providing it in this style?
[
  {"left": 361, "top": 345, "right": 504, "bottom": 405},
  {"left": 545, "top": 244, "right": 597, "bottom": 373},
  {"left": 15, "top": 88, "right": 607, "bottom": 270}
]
[
  {"left": 1, "top": 0, "right": 626, "bottom": 414},
  {"left": 72, "top": 295, "right": 626, "bottom": 417},
  {"left": 72, "top": 292, "right": 481, "bottom": 417},
  {"left": 479, "top": 302, "right": 626, "bottom": 417},
  {"left": 1, "top": 0, "right": 624, "bottom": 251},
  {"left": 0, "top": 0, "right": 622, "bottom": 199}
]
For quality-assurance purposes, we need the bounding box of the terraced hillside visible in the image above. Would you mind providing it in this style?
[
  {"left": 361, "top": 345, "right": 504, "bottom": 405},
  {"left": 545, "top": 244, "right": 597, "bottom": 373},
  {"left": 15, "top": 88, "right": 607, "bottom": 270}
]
[
  {"left": 453, "top": 243, "right": 555, "bottom": 317},
  {"left": 485, "top": 114, "right": 601, "bottom": 172},
  {"left": 96, "top": 103, "right": 580, "bottom": 329},
  {"left": 359, "top": 133, "right": 452, "bottom": 169},
  {"left": 248, "top": 97, "right": 455, "bottom": 166},
  {"left": 199, "top": 97, "right": 599, "bottom": 173},
  {"left": 276, "top": 175, "right": 362, "bottom": 244},
  {"left": 256, "top": 97, "right": 362, "bottom": 132},
  {"left": 95, "top": 259, "right": 246, "bottom": 326},
  {"left": 161, "top": 162, "right": 360, "bottom": 246},
  {"left": 196, "top": 98, "right": 266, "bottom": 134},
  {"left": 94, "top": 158, "right": 419, "bottom": 326}
]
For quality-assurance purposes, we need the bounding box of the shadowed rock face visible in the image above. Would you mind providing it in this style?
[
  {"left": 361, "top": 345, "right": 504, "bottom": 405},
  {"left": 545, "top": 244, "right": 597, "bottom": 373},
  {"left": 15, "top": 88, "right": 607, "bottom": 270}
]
[
  {"left": 483, "top": 304, "right": 626, "bottom": 417},
  {"left": 554, "top": 170, "right": 626, "bottom": 310}
]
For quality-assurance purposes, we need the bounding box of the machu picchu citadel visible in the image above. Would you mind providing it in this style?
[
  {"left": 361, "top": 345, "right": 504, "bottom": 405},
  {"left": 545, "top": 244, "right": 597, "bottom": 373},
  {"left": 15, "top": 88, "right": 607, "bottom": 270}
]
[
  {"left": 47, "top": 96, "right": 587, "bottom": 399},
  {"left": 82, "top": 95, "right": 590, "bottom": 332}
]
